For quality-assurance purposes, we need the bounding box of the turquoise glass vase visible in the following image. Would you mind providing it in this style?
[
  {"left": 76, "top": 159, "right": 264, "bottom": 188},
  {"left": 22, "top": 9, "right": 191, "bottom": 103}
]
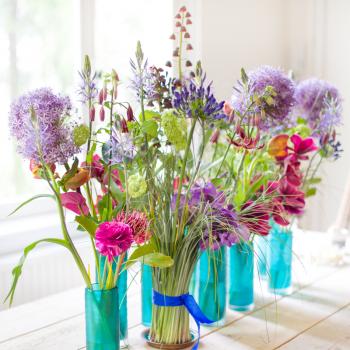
[
  {"left": 255, "top": 235, "right": 269, "bottom": 279},
  {"left": 141, "top": 264, "right": 152, "bottom": 327},
  {"left": 267, "top": 223, "right": 293, "bottom": 295},
  {"left": 194, "top": 246, "right": 227, "bottom": 325},
  {"left": 229, "top": 242, "right": 254, "bottom": 311},
  {"left": 97, "top": 254, "right": 128, "bottom": 348},
  {"left": 85, "top": 284, "right": 120, "bottom": 350}
]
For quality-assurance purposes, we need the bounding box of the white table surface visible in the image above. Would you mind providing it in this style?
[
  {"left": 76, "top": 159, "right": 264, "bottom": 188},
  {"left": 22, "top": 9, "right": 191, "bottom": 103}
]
[{"left": 0, "top": 258, "right": 349, "bottom": 350}]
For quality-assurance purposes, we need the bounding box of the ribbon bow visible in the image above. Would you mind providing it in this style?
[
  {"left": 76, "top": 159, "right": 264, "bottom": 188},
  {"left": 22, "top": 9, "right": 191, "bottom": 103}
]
[{"left": 153, "top": 290, "right": 213, "bottom": 350}]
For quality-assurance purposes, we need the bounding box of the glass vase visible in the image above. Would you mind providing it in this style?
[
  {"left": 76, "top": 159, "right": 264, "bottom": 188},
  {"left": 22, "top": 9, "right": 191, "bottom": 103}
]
[
  {"left": 229, "top": 242, "right": 254, "bottom": 311},
  {"left": 194, "top": 246, "right": 226, "bottom": 326},
  {"left": 267, "top": 223, "right": 293, "bottom": 295},
  {"left": 141, "top": 264, "right": 152, "bottom": 327},
  {"left": 255, "top": 235, "right": 269, "bottom": 279},
  {"left": 85, "top": 284, "right": 120, "bottom": 350},
  {"left": 97, "top": 254, "right": 128, "bottom": 348}
]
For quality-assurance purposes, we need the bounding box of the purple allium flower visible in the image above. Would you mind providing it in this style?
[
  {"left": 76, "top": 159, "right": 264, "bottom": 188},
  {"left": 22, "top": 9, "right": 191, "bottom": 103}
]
[
  {"left": 232, "top": 66, "right": 295, "bottom": 130},
  {"left": 77, "top": 71, "right": 98, "bottom": 103},
  {"left": 172, "top": 74, "right": 226, "bottom": 120},
  {"left": 9, "top": 88, "right": 79, "bottom": 164},
  {"left": 95, "top": 221, "right": 133, "bottom": 262},
  {"left": 294, "top": 78, "right": 342, "bottom": 134}
]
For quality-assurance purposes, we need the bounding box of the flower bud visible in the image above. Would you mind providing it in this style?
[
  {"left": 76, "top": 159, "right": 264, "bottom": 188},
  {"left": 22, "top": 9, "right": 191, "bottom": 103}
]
[
  {"left": 186, "top": 18, "right": 192, "bottom": 25},
  {"left": 186, "top": 12, "right": 191, "bottom": 18},
  {"left": 175, "top": 13, "right": 181, "bottom": 19},
  {"left": 103, "top": 82, "right": 108, "bottom": 100},
  {"left": 169, "top": 33, "right": 176, "bottom": 40},
  {"left": 185, "top": 60, "right": 192, "bottom": 67},
  {"left": 173, "top": 48, "right": 179, "bottom": 57},
  {"left": 223, "top": 101, "right": 233, "bottom": 116},
  {"left": 165, "top": 61, "right": 172, "bottom": 68},
  {"left": 121, "top": 118, "right": 129, "bottom": 133},
  {"left": 65, "top": 168, "right": 90, "bottom": 190},
  {"left": 98, "top": 89, "right": 104, "bottom": 104},
  {"left": 184, "top": 32, "right": 190, "bottom": 39},
  {"left": 127, "top": 105, "right": 135, "bottom": 122},
  {"left": 175, "top": 21, "right": 181, "bottom": 27},
  {"left": 186, "top": 43, "right": 193, "bottom": 50},
  {"left": 99, "top": 107, "right": 105, "bottom": 121},
  {"left": 181, "top": 26, "right": 187, "bottom": 32},
  {"left": 83, "top": 55, "right": 91, "bottom": 77},
  {"left": 89, "top": 106, "right": 95, "bottom": 122},
  {"left": 210, "top": 129, "right": 220, "bottom": 144},
  {"left": 179, "top": 6, "right": 187, "bottom": 12}
]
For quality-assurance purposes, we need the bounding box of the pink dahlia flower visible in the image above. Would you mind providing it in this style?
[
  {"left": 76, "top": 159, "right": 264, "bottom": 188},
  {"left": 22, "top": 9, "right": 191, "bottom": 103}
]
[{"left": 95, "top": 221, "right": 133, "bottom": 261}]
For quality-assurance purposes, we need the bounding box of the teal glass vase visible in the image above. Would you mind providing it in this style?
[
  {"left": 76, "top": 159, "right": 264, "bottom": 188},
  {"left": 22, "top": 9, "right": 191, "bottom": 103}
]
[
  {"left": 229, "top": 242, "right": 254, "bottom": 311},
  {"left": 267, "top": 223, "right": 293, "bottom": 295},
  {"left": 195, "top": 246, "right": 227, "bottom": 326},
  {"left": 141, "top": 264, "right": 152, "bottom": 327},
  {"left": 85, "top": 284, "right": 120, "bottom": 350},
  {"left": 97, "top": 254, "right": 128, "bottom": 348},
  {"left": 255, "top": 235, "right": 269, "bottom": 279}
]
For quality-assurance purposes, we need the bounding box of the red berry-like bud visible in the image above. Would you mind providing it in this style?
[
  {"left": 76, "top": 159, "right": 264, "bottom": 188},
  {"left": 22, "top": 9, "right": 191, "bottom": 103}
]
[
  {"left": 127, "top": 105, "right": 135, "bottom": 122},
  {"left": 184, "top": 32, "right": 190, "bottom": 39},
  {"left": 173, "top": 48, "right": 179, "bottom": 57},
  {"left": 165, "top": 61, "right": 172, "bottom": 67},
  {"left": 185, "top": 60, "right": 192, "bottom": 67},
  {"left": 181, "top": 26, "right": 187, "bottom": 32},
  {"left": 175, "top": 13, "right": 181, "bottom": 19},
  {"left": 89, "top": 106, "right": 95, "bottom": 122},
  {"left": 210, "top": 129, "right": 220, "bottom": 144},
  {"left": 169, "top": 33, "right": 176, "bottom": 40},
  {"left": 179, "top": 6, "right": 187, "bottom": 12},
  {"left": 186, "top": 19, "right": 192, "bottom": 25},
  {"left": 186, "top": 12, "right": 191, "bottom": 18},
  {"left": 99, "top": 106, "right": 105, "bottom": 121},
  {"left": 186, "top": 43, "right": 193, "bottom": 50},
  {"left": 175, "top": 21, "right": 181, "bottom": 27},
  {"left": 120, "top": 118, "right": 128, "bottom": 133},
  {"left": 98, "top": 89, "right": 104, "bottom": 104}
]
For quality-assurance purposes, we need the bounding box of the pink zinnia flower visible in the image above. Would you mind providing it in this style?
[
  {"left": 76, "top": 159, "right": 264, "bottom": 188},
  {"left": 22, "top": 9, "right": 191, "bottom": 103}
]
[
  {"left": 61, "top": 192, "right": 89, "bottom": 216},
  {"left": 116, "top": 211, "right": 150, "bottom": 245},
  {"left": 95, "top": 221, "right": 133, "bottom": 262}
]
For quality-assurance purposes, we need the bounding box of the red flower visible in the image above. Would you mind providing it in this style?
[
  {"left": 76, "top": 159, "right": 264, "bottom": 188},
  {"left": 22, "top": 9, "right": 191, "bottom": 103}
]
[
  {"left": 229, "top": 125, "right": 264, "bottom": 150},
  {"left": 277, "top": 179, "right": 305, "bottom": 215},
  {"left": 81, "top": 154, "right": 104, "bottom": 182},
  {"left": 61, "top": 192, "right": 89, "bottom": 216},
  {"left": 290, "top": 134, "right": 318, "bottom": 160}
]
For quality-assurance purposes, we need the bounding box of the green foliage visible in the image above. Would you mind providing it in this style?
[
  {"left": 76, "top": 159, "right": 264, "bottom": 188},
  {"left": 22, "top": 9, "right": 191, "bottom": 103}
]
[
  {"left": 5, "top": 238, "right": 70, "bottom": 306},
  {"left": 8, "top": 194, "right": 55, "bottom": 216},
  {"left": 75, "top": 216, "right": 98, "bottom": 237},
  {"left": 305, "top": 187, "right": 317, "bottom": 197}
]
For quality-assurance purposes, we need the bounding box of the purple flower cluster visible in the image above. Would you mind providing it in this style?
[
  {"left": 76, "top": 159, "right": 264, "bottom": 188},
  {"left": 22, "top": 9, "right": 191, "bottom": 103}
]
[
  {"left": 232, "top": 66, "right": 295, "bottom": 130},
  {"left": 294, "top": 78, "right": 342, "bottom": 134},
  {"left": 172, "top": 76, "right": 226, "bottom": 120},
  {"left": 173, "top": 182, "right": 249, "bottom": 250},
  {"left": 9, "top": 88, "right": 78, "bottom": 164}
]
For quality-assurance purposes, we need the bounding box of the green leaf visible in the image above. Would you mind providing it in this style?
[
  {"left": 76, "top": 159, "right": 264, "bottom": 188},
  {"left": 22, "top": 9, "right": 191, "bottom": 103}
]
[
  {"left": 306, "top": 187, "right": 317, "bottom": 197},
  {"left": 211, "top": 178, "right": 225, "bottom": 188},
  {"left": 8, "top": 194, "right": 56, "bottom": 216},
  {"left": 109, "top": 181, "right": 126, "bottom": 203},
  {"left": 241, "top": 68, "right": 248, "bottom": 84},
  {"left": 75, "top": 216, "right": 98, "bottom": 237},
  {"left": 141, "top": 253, "right": 174, "bottom": 268},
  {"left": 125, "top": 242, "right": 156, "bottom": 269},
  {"left": 4, "top": 238, "right": 69, "bottom": 306},
  {"left": 87, "top": 143, "right": 97, "bottom": 164},
  {"left": 141, "top": 120, "right": 158, "bottom": 138},
  {"left": 139, "top": 110, "right": 161, "bottom": 121},
  {"left": 307, "top": 177, "right": 322, "bottom": 185}
]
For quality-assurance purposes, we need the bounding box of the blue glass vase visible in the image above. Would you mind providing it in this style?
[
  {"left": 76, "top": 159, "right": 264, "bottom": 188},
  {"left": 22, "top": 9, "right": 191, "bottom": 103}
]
[
  {"left": 267, "top": 223, "right": 293, "bottom": 295},
  {"left": 255, "top": 235, "right": 269, "bottom": 279},
  {"left": 229, "top": 242, "right": 254, "bottom": 311},
  {"left": 141, "top": 264, "right": 152, "bottom": 327},
  {"left": 85, "top": 284, "right": 120, "bottom": 350},
  {"left": 194, "top": 246, "right": 227, "bottom": 326},
  {"left": 97, "top": 254, "right": 128, "bottom": 348}
]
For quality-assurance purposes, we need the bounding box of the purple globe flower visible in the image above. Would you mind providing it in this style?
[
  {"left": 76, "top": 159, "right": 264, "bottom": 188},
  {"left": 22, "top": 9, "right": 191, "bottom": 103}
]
[
  {"left": 232, "top": 66, "right": 296, "bottom": 130},
  {"left": 9, "top": 88, "right": 79, "bottom": 164},
  {"left": 294, "top": 78, "right": 342, "bottom": 134}
]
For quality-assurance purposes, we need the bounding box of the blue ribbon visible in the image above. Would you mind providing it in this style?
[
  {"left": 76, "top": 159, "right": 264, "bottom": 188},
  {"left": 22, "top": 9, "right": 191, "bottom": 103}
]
[{"left": 152, "top": 290, "right": 213, "bottom": 350}]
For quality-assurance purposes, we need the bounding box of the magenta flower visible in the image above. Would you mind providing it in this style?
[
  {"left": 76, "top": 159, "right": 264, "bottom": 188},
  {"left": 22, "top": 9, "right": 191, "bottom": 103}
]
[
  {"left": 95, "top": 221, "right": 133, "bottom": 261},
  {"left": 290, "top": 134, "right": 318, "bottom": 160},
  {"left": 278, "top": 179, "right": 305, "bottom": 215},
  {"left": 61, "top": 192, "right": 90, "bottom": 216}
]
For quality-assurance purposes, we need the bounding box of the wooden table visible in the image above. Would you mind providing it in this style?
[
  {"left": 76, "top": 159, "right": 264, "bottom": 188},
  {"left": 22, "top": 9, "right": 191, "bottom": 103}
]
[{"left": 0, "top": 262, "right": 349, "bottom": 349}]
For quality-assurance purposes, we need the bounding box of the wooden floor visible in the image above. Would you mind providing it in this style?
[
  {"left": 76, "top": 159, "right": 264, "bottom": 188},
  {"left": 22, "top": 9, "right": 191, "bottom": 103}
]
[{"left": 0, "top": 262, "right": 349, "bottom": 350}]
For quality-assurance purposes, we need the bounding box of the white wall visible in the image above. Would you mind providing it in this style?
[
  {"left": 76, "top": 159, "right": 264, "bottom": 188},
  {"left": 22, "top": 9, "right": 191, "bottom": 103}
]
[{"left": 176, "top": 0, "right": 350, "bottom": 231}]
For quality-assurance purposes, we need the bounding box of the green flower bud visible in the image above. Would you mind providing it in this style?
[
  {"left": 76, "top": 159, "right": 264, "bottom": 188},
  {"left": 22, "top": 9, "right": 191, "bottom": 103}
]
[
  {"left": 73, "top": 124, "right": 90, "bottom": 147},
  {"left": 161, "top": 110, "right": 187, "bottom": 151},
  {"left": 83, "top": 55, "right": 91, "bottom": 77},
  {"left": 128, "top": 174, "right": 147, "bottom": 198}
]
